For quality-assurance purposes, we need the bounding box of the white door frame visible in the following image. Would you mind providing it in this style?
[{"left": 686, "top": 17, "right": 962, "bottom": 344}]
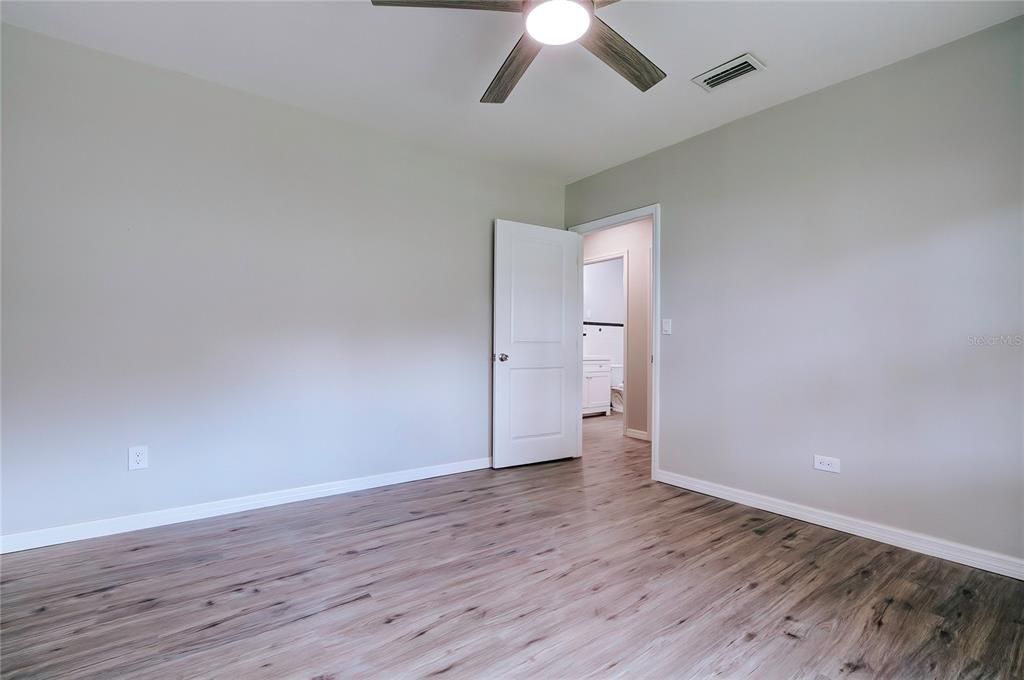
[{"left": 570, "top": 204, "right": 661, "bottom": 480}]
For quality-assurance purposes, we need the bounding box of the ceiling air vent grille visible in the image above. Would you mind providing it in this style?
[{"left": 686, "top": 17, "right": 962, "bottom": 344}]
[{"left": 692, "top": 54, "right": 765, "bottom": 92}]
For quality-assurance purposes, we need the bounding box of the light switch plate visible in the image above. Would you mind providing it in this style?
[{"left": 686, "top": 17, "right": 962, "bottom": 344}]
[{"left": 661, "top": 318, "right": 673, "bottom": 335}]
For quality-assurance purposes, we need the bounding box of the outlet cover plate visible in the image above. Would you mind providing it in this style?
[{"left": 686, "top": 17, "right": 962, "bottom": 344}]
[
  {"left": 128, "top": 445, "right": 149, "bottom": 470},
  {"left": 813, "top": 454, "right": 840, "bottom": 474}
]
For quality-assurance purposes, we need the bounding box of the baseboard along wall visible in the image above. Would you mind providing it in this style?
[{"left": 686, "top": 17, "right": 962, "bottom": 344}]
[
  {"left": 654, "top": 468, "right": 1024, "bottom": 581},
  {"left": 6, "top": 457, "right": 1020, "bottom": 581},
  {"left": 1, "top": 458, "right": 491, "bottom": 553}
]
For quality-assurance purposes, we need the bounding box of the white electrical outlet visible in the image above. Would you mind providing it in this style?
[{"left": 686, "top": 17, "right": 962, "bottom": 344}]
[
  {"left": 128, "top": 445, "right": 149, "bottom": 470},
  {"left": 813, "top": 454, "right": 840, "bottom": 474}
]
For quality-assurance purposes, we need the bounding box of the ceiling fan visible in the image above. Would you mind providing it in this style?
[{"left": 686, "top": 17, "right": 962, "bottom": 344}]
[{"left": 369, "top": 0, "right": 667, "bottom": 103}]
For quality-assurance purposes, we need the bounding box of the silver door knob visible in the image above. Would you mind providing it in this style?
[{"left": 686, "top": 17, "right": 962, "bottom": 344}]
[{"left": 498, "top": 353, "right": 509, "bottom": 362}]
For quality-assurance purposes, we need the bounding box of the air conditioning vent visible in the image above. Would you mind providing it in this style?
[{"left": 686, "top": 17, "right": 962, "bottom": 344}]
[{"left": 692, "top": 53, "right": 765, "bottom": 92}]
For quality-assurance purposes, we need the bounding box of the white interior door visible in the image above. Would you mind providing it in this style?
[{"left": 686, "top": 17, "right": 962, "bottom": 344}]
[{"left": 493, "top": 220, "right": 582, "bottom": 468}]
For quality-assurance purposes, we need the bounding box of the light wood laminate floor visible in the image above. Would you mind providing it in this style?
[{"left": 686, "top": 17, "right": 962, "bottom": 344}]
[{"left": 2, "top": 414, "right": 1022, "bottom": 678}]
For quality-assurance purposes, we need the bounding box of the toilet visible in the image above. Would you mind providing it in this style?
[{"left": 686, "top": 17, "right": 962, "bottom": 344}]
[
  {"left": 610, "top": 366, "right": 624, "bottom": 413},
  {"left": 610, "top": 385, "right": 624, "bottom": 413}
]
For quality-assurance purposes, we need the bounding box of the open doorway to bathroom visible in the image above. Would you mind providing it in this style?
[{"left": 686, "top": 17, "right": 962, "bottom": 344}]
[
  {"left": 575, "top": 213, "right": 655, "bottom": 470},
  {"left": 583, "top": 256, "right": 625, "bottom": 419}
]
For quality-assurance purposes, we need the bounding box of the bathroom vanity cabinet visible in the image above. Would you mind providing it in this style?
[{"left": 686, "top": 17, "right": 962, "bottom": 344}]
[{"left": 582, "top": 356, "right": 612, "bottom": 417}]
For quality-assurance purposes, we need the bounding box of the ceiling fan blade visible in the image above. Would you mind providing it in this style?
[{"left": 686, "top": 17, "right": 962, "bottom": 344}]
[
  {"left": 370, "top": 0, "right": 522, "bottom": 11},
  {"left": 579, "top": 17, "right": 666, "bottom": 92},
  {"left": 481, "top": 34, "right": 542, "bottom": 103}
]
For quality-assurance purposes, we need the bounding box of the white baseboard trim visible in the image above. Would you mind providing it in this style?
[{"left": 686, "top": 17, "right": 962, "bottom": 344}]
[
  {"left": 653, "top": 468, "right": 1024, "bottom": 581},
  {"left": 1, "top": 457, "right": 491, "bottom": 554},
  {"left": 625, "top": 428, "right": 651, "bottom": 441}
]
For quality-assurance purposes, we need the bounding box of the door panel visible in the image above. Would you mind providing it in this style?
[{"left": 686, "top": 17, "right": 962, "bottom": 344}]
[
  {"left": 493, "top": 220, "right": 581, "bottom": 468},
  {"left": 511, "top": 241, "right": 565, "bottom": 343},
  {"left": 588, "top": 373, "right": 611, "bottom": 408},
  {"left": 510, "top": 367, "right": 563, "bottom": 438}
]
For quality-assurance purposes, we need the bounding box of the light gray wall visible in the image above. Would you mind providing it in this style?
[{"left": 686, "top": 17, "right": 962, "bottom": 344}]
[
  {"left": 1, "top": 26, "right": 564, "bottom": 535},
  {"left": 566, "top": 18, "right": 1023, "bottom": 558},
  {"left": 584, "top": 259, "right": 625, "bottom": 325},
  {"left": 583, "top": 258, "right": 626, "bottom": 381}
]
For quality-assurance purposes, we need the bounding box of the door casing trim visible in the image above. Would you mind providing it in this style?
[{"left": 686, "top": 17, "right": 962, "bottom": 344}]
[{"left": 570, "top": 204, "right": 661, "bottom": 480}]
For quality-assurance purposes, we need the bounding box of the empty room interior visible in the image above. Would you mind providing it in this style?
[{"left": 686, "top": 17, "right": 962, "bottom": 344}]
[{"left": 1, "top": 1, "right": 1022, "bottom": 677}]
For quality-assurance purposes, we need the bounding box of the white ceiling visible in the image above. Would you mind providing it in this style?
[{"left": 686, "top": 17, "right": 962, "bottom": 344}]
[{"left": 4, "top": 1, "right": 1021, "bottom": 183}]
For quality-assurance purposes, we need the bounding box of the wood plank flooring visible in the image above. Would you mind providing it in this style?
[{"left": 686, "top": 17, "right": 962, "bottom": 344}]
[{"left": 2, "top": 414, "right": 1021, "bottom": 678}]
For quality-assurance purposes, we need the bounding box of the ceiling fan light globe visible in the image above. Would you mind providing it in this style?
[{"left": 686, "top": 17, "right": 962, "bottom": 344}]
[{"left": 525, "top": 0, "right": 591, "bottom": 46}]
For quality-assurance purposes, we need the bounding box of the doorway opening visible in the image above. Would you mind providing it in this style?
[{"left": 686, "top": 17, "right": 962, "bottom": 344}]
[
  {"left": 572, "top": 206, "right": 660, "bottom": 477},
  {"left": 582, "top": 255, "right": 625, "bottom": 419}
]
